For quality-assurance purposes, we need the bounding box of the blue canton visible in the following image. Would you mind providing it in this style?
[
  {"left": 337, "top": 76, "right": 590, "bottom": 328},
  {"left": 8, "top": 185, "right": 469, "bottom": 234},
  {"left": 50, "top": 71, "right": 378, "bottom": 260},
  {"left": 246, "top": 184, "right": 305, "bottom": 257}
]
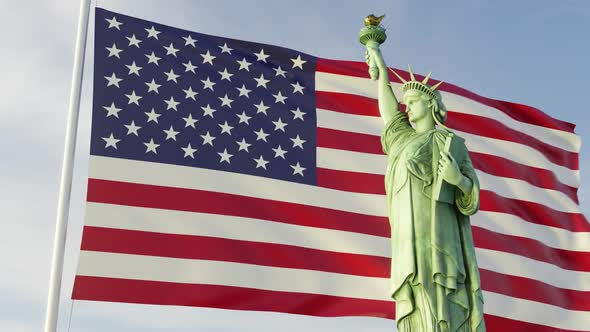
[{"left": 92, "top": 8, "right": 317, "bottom": 185}]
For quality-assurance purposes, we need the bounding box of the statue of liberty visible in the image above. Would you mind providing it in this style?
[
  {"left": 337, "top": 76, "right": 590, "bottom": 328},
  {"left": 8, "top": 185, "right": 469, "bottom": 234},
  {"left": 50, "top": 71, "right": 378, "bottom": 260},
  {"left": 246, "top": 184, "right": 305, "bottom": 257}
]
[{"left": 361, "top": 16, "right": 486, "bottom": 332}]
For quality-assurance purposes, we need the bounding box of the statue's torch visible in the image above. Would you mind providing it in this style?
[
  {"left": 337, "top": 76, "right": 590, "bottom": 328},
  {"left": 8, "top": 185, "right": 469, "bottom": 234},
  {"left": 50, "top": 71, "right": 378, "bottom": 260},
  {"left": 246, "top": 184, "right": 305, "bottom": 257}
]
[{"left": 359, "top": 14, "right": 387, "bottom": 80}]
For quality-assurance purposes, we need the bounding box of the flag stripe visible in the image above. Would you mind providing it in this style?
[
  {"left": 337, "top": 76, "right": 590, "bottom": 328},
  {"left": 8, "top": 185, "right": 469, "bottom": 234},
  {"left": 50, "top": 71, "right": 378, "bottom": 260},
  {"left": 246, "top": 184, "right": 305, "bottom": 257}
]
[
  {"left": 316, "top": 58, "right": 577, "bottom": 134},
  {"left": 80, "top": 226, "right": 390, "bottom": 278},
  {"left": 473, "top": 227, "right": 590, "bottom": 272},
  {"left": 316, "top": 168, "right": 385, "bottom": 195},
  {"left": 87, "top": 178, "right": 389, "bottom": 237},
  {"left": 72, "top": 276, "right": 395, "bottom": 318},
  {"left": 317, "top": 127, "right": 383, "bottom": 155}
]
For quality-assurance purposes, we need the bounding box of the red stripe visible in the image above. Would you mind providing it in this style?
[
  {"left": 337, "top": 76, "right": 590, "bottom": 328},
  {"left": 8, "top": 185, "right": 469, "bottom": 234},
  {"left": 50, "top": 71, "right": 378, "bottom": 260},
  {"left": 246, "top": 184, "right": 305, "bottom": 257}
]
[
  {"left": 72, "top": 276, "right": 587, "bottom": 331},
  {"left": 316, "top": 58, "right": 576, "bottom": 133},
  {"left": 480, "top": 269, "right": 590, "bottom": 311},
  {"left": 72, "top": 276, "right": 395, "bottom": 319},
  {"left": 80, "top": 226, "right": 390, "bottom": 278},
  {"left": 317, "top": 168, "right": 385, "bottom": 195},
  {"left": 317, "top": 127, "right": 383, "bottom": 155},
  {"left": 86, "top": 179, "right": 390, "bottom": 237},
  {"left": 480, "top": 190, "right": 590, "bottom": 233},
  {"left": 473, "top": 226, "right": 590, "bottom": 272},
  {"left": 447, "top": 112, "right": 578, "bottom": 170},
  {"left": 471, "top": 152, "right": 578, "bottom": 204},
  {"left": 316, "top": 91, "right": 379, "bottom": 116}
]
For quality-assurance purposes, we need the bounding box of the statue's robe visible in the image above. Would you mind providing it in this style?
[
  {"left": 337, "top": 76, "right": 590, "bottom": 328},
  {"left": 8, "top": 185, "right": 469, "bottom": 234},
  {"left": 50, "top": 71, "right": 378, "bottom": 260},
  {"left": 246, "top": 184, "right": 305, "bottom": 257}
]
[{"left": 381, "top": 111, "right": 486, "bottom": 332}]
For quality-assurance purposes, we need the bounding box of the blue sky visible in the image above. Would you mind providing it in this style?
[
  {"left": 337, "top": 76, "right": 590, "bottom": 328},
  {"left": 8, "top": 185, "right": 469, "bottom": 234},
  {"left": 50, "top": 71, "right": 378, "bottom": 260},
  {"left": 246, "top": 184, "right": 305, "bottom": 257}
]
[{"left": 2, "top": 0, "right": 589, "bottom": 331}]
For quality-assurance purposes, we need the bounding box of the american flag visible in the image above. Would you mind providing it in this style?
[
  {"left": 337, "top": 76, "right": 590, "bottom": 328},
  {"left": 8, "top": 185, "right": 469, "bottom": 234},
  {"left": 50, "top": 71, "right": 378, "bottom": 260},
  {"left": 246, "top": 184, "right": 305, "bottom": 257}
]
[{"left": 72, "top": 8, "right": 589, "bottom": 331}]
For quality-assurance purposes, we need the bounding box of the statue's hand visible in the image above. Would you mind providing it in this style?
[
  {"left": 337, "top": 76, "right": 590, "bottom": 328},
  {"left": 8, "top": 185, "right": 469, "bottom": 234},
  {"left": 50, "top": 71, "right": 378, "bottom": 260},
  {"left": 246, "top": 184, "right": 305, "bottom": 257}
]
[
  {"left": 365, "top": 44, "right": 386, "bottom": 70},
  {"left": 438, "top": 151, "right": 462, "bottom": 186}
]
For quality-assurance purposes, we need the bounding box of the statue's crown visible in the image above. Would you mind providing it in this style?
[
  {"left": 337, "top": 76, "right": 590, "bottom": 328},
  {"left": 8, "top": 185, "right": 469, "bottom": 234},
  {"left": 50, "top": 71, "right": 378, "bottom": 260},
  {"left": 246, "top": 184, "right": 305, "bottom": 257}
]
[{"left": 390, "top": 65, "right": 443, "bottom": 100}]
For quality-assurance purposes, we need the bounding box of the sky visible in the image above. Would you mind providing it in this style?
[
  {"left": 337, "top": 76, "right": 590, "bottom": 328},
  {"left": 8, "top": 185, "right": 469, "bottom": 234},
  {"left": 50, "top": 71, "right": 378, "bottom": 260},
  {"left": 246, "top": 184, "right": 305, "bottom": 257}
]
[{"left": 2, "top": 0, "right": 589, "bottom": 331}]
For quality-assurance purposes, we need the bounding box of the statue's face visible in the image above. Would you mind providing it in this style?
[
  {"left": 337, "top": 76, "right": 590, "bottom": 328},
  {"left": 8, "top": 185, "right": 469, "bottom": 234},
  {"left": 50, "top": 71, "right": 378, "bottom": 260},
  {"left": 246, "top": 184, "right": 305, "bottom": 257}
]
[{"left": 403, "top": 91, "right": 431, "bottom": 124}]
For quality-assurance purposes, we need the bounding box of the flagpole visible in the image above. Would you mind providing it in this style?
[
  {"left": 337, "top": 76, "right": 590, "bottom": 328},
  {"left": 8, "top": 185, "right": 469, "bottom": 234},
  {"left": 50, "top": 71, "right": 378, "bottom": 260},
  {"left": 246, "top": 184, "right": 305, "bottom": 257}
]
[{"left": 44, "top": 0, "right": 92, "bottom": 331}]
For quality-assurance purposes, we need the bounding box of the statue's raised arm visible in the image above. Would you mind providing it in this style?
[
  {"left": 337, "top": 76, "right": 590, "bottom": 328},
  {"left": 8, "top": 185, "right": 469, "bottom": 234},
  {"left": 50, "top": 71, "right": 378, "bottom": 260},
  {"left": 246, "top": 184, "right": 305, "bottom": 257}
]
[{"left": 365, "top": 45, "right": 400, "bottom": 124}]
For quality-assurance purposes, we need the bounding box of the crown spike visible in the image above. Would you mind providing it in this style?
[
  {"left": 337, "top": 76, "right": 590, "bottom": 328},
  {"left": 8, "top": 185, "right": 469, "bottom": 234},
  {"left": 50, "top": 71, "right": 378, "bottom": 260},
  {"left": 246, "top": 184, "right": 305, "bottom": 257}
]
[
  {"left": 388, "top": 68, "right": 407, "bottom": 84},
  {"left": 431, "top": 81, "right": 444, "bottom": 91},
  {"left": 422, "top": 72, "right": 432, "bottom": 85},
  {"left": 407, "top": 64, "right": 416, "bottom": 81}
]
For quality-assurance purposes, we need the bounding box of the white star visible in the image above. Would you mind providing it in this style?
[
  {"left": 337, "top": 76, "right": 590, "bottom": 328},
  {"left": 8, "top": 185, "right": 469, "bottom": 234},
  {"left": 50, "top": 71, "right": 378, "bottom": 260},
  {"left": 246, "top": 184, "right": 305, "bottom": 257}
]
[
  {"left": 291, "top": 107, "right": 306, "bottom": 121},
  {"left": 126, "top": 61, "right": 142, "bottom": 76},
  {"left": 105, "top": 16, "right": 123, "bottom": 30},
  {"left": 183, "top": 35, "right": 197, "bottom": 47},
  {"left": 201, "top": 77, "right": 216, "bottom": 91},
  {"left": 218, "top": 68, "right": 233, "bottom": 81},
  {"left": 290, "top": 162, "right": 306, "bottom": 176},
  {"left": 163, "top": 125, "right": 180, "bottom": 141},
  {"left": 104, "top": 73, "right": 122, "bottom": 87},
  {"left": 183, "top": 86, "right": 198, "bottom": 100},
  {"left": 291, "top": 81, "right": 305, "bottom": 94},
  {"left": 218, "top": 121, "right": 234, "bottom": 135},
  {"left": 201, "top": 104, "right": 217, "bottom": 118},
  {"left": 272, "top": 91, "right": 287, "bottom": 104},
  {"left": 102, "top": 133, "right": 120, "bottom": 149},
  {"left": 201, "top": 50, "right": 216, "bottom": 65},
  {"left": 254, "top": 48, "right": 270, "bottom": 62},
  {"left": 272, "top": 118, "right": 288, "bottom": 132},
  {"left": 125, "top": 90, "right": 142, "bottom": 105},
  {"left": 236, "top": 84, "right": 252, "bottom": 98},
  {"left": 236, "top": 111, "right": 252, "bottom": 125},
  {"left": 182, "top": 143, "right": 197, "bottom": 158},
  {"left": 200, "top": 131, "right": 216, "bottom": 146},
  {"left": 254, "top": 101, "right": 270, "bottom": 115},
  {"left": 126, "top": 34, "right": 142, "bottom": 48},
  {"left": 182, "top": 113, "right": 198, "bottom": 128},
  {"left": 236, "top": 57, "right": 252, "bottom": 71},
  {"left": 218, "top": 42, "right": 233, "bottom": 54},
  {"left": 164, "top": 69, "right": 180, "bottom": 83},
  {"left": 272, "top": 145, "right": 288, "bottom": 159},
  {"left": 290, "top": 54, "right": 307, "bottom": 69},
  {"left": 254, "top": 128, "right": 270, "bottom": 142},
  {"left": 218, "top": 94, "right": 234, "bottom": 108},
  {"left": 144, "top": 138, "right": 160, "bottom": 154},
  {"left": 145, "top": 108, "right": 161, "bottom": 123},
  {"left": 103, "top": 102, "right": 122, "bottom": 118},
  {"left": 236, "top": 138, "right": 251, "bottom": 152},
  {"left": 124, "top": 120, "right": 141, "bottom": 136},
  {"left": 145, "top": 52, "right": 161, "bottom": 65},
  {"left": 290, "top": 135, "right": 306, "bottom": 149},
  {"left": 254, "top": 155, "right": 269, "bottom": 170},
  {"left": 183, "top": 60, "right": 197, "bottom": 73},
  {"left": 164, "top": 43, "right": 179, "bottom": 57},
  {"left": 106, "top": 43, "right": 122, "bottom": 58},
  {"left": 145, "top": 79, "right": 161, "bottom": 94},
  {"left": 218, "top": 149, "right": 233, "bottom": 164},
  {"left": 164, "top": 96, "right": 180, "bottom": 111},
  {"left": 273, "top": 66, "right": 287, "bottom": 77},
  {"left": 254, "top": 74, "right": 270, "bottom": 88},
  {"left": 145, "top": 26, "right": 161, "bottom": 39}
]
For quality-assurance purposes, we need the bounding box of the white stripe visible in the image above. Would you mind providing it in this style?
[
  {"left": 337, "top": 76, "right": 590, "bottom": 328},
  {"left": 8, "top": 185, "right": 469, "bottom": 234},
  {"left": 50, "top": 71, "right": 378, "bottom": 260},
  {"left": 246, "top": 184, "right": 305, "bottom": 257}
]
[
  {"left": 473, "top": 211, "right": 590, "bottom": 252},
  {"left": 317, "top": 147, "right": 387, "bottom": 175},
  {"left": 77, "top": 251, "right": 391, "bottom": 301},
  {"left": 317, "top": 147, "right": 580, "bottom": 213},
  {"left": 477, "top": 171, "right": 579, "bottom": 213},
  {"left": 316, "top": 72, "right": 580, "bottom": 153},
  {"left": 317, "top": 108, "right": 579, "bottom": 188},
  {"left": 76, "top": 250, "right": 590, "bottom": 330},
  {"left": 482, "top": 291, "right": 590, "bottom": 330},
  {"left": 476, "top": 248, "right": 590, "bottom": 291},
  {"left": 89, "top": 156, "right": 387, "bottom": 217},
  {"left": 84, "top": 202, "right": 391, "bottom": 257}
]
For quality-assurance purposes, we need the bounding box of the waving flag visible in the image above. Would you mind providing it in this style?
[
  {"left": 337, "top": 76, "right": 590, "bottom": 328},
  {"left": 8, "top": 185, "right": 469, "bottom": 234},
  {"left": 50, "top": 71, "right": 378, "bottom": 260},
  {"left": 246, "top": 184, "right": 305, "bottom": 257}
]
[{"left": 72, "top": 8, "right": 588, "bottom": 331}]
